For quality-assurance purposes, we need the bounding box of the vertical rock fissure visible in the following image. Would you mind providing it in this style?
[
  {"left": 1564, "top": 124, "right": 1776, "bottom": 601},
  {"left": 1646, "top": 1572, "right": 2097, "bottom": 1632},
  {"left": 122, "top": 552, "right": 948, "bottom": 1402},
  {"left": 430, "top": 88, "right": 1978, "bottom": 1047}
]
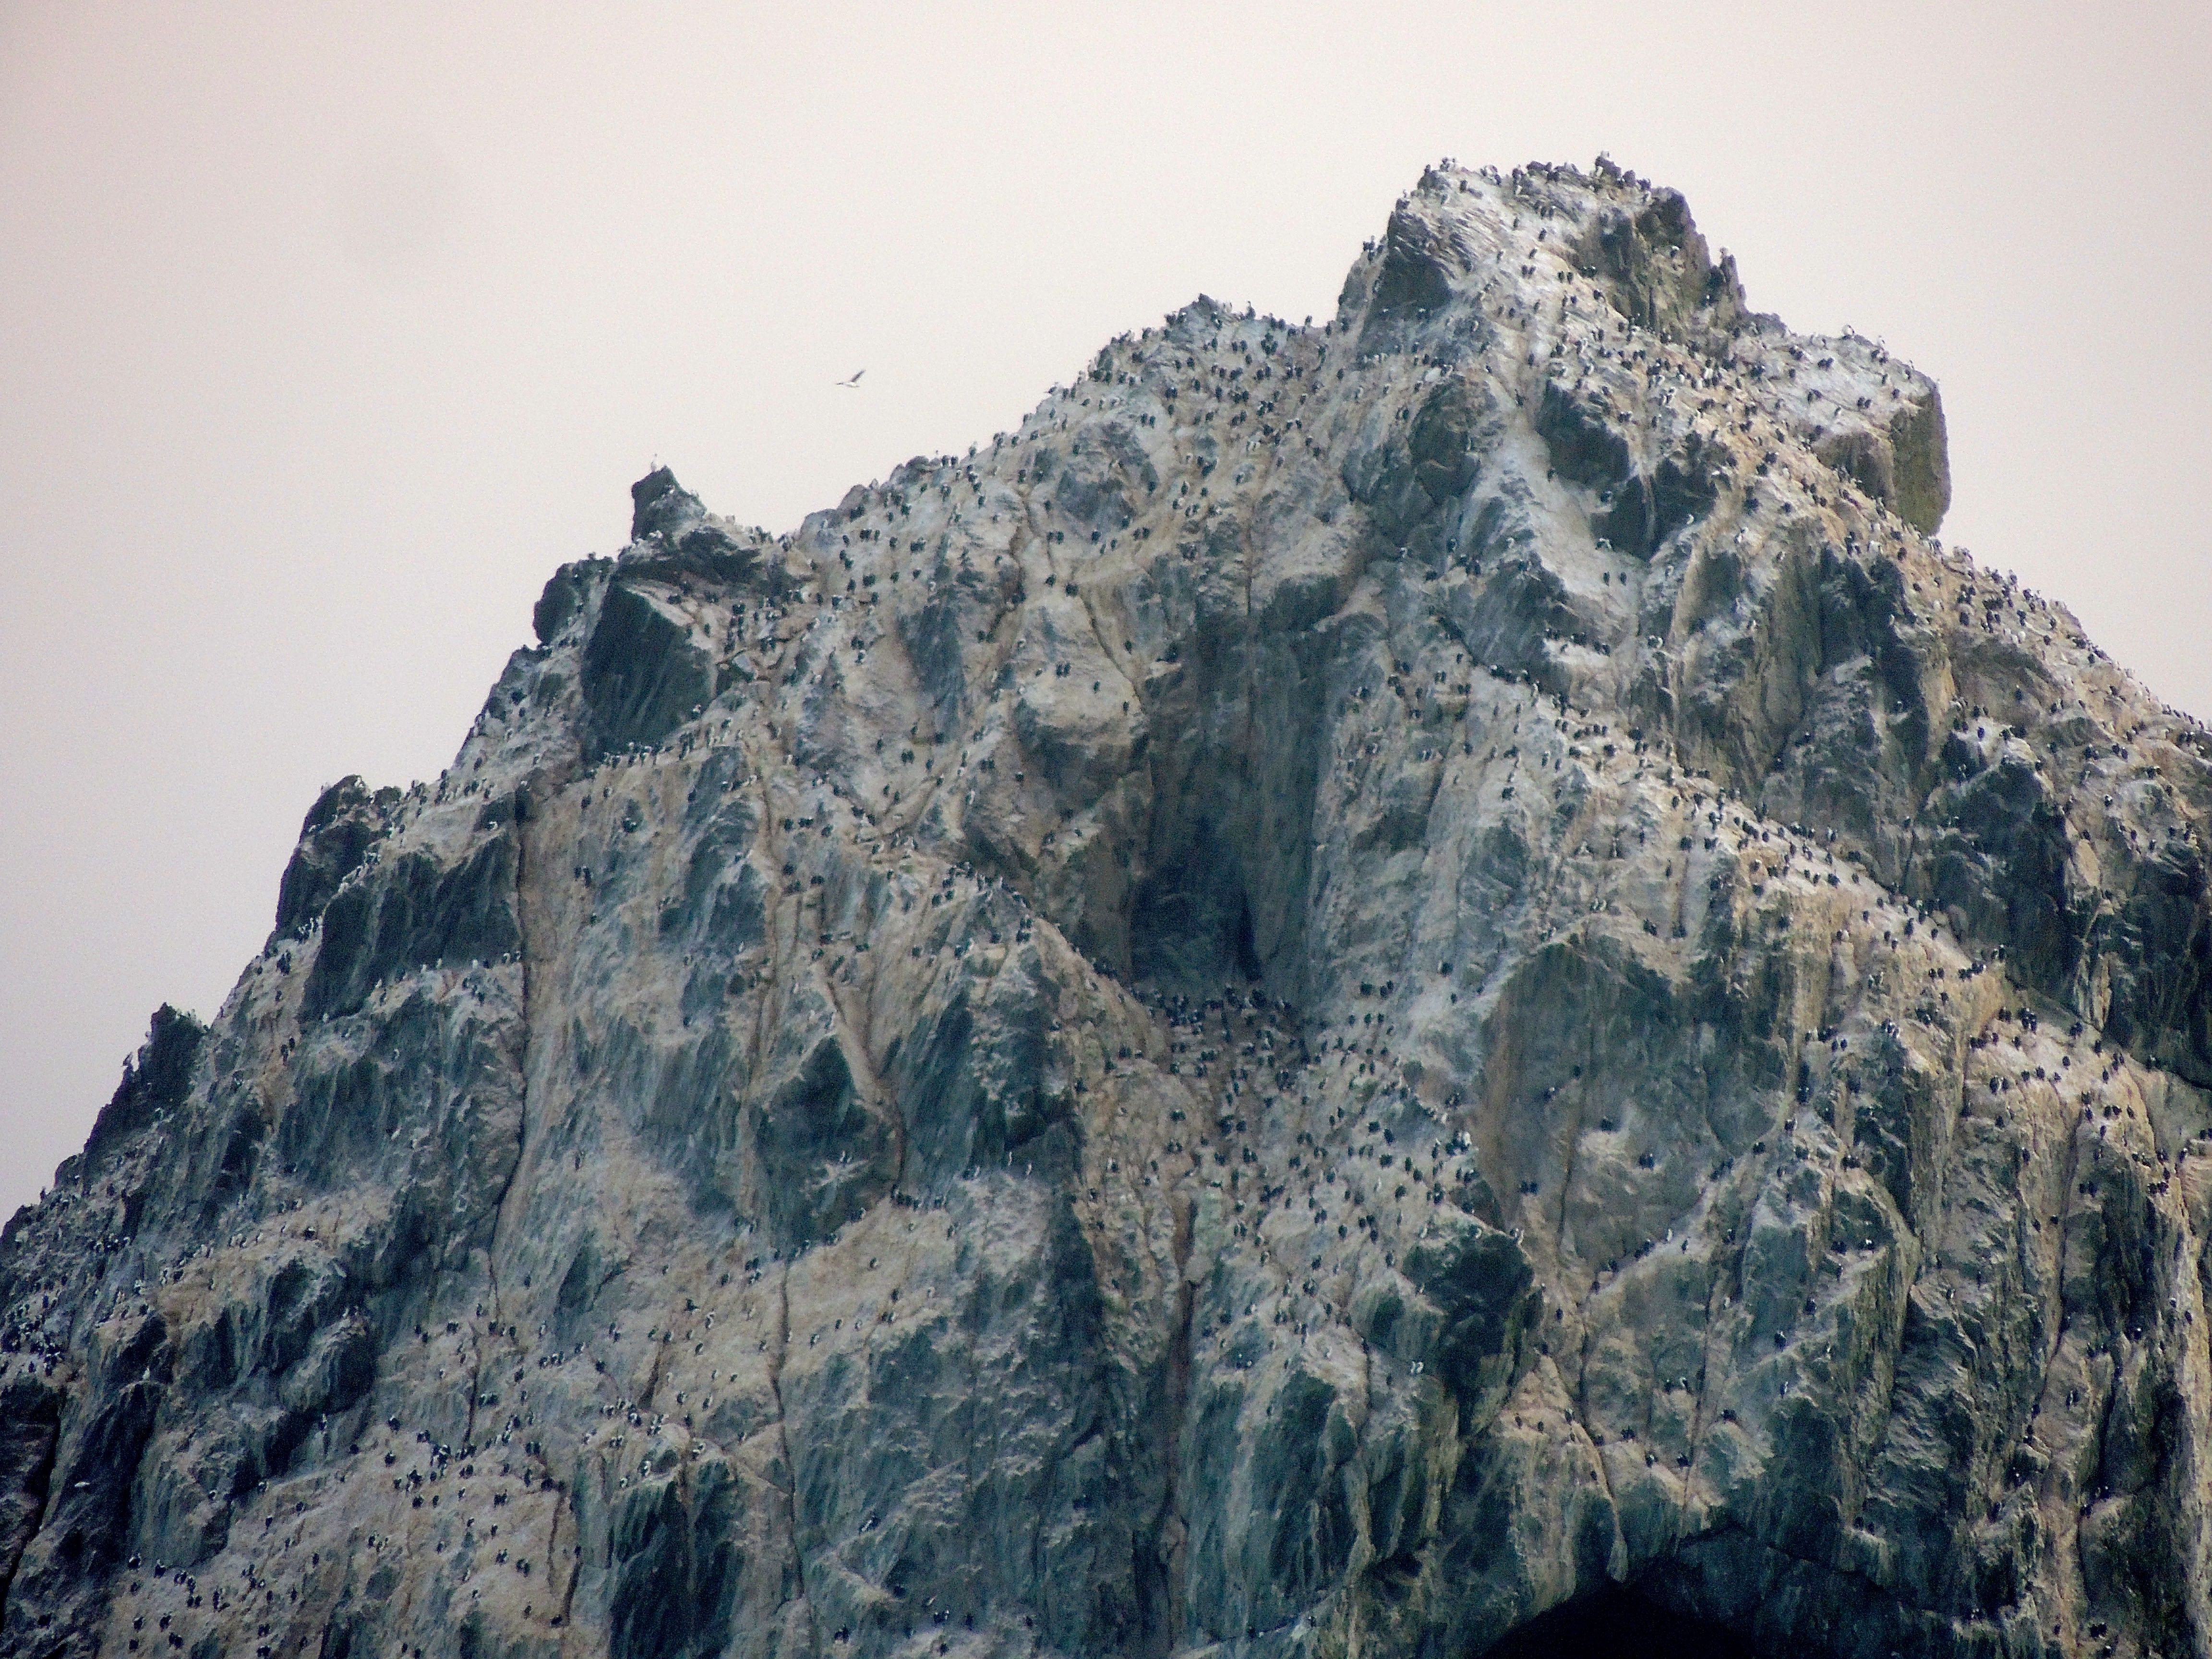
[
  {"left": 485, "top": 791, "right": 541, "bottom": 1329},
  {"left": 555, "top": 1478, "right": 585, "bottom": 1627},
  {"left": 0, "top": 1408, "right": 60, "bottom": 1617},
  {"left": 1142, "top": 1195, "right": 1197, "bottom": 1659},
  {"left": 1553, "top": 1012, "right": 1596, "bottom": 1306},
  {"left": 474, "top": 788, "right": 542, "bottom": 1475},
  {"left": 766, "top": 1261, "right": 816, "bottom": 1646},
  {"left": 2046, "top": 1110, "right": 2094, "bottom": 1599}
]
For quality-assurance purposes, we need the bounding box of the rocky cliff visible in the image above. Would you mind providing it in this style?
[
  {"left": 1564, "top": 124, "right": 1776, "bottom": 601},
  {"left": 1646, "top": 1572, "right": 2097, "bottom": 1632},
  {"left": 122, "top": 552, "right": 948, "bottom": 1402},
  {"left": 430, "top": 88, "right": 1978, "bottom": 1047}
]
[{"left": 9, "top": 158, "right": 2212, "bottom": 1659}]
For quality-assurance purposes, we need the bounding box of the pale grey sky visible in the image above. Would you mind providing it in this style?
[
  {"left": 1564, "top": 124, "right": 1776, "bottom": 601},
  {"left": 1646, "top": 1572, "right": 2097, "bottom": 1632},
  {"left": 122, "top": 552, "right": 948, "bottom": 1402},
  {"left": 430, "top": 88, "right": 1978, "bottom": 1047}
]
[{"left": 3, "top": 1, "right": 2207, "bottom": 1219}]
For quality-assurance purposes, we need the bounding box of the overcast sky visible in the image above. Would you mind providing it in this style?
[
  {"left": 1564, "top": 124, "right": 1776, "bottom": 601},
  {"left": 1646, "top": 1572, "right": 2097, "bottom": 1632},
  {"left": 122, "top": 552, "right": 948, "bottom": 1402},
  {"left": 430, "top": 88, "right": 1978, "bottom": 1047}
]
[{"left": 4, "top": 1, "right": 2207, "bottom": 1219}]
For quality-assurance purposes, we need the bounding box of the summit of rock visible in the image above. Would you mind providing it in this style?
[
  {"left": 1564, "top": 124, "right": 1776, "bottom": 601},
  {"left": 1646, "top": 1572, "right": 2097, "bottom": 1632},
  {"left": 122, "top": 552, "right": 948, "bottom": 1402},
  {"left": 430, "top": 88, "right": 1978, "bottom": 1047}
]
[{"left": 5, "top": 159, "right": 2207, "bottom": 1659}]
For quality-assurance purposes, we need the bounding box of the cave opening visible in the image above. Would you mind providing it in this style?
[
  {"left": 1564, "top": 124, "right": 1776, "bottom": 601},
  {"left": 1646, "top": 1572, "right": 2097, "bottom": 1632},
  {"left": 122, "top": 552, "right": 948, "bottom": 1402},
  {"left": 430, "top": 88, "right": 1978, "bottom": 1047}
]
[
  {"left": 1482, "top": 1586, "right": 1753, "bottom": 1659},
  {"left": 1233, "top": 891, "right": 1263, "bottom": 982},
  {"left": 1129, "top": 818, "right": 1267, "bottom": 995}
]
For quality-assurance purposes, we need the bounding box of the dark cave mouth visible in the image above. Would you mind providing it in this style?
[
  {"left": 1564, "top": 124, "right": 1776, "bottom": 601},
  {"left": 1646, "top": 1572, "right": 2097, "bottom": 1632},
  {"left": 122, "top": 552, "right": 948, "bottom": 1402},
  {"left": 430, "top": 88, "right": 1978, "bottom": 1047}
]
[
  {"left": 1128, "top": 822, "right": 1269, "bottom": 995},
  {"left": 1483, "top": 1587, "right": 1754, "bottom": 1659},
  {"left": 1233, "top": 890, "right": 1263, "bottom": 981}
]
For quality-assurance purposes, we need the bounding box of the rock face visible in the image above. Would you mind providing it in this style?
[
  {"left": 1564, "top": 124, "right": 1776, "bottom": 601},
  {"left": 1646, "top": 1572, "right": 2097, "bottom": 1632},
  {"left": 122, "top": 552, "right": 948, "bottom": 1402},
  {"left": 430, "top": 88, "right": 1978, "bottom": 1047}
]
[{"left": 8, "top": 158, "right": 2212, "bottom": 1659}]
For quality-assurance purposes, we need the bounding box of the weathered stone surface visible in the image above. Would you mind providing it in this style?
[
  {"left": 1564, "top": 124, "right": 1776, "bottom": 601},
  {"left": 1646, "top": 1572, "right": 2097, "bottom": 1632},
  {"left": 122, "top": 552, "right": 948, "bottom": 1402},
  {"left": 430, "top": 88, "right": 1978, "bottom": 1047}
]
[
  {"left": 272, "top": 780, "right": 395, "bottom": 940},
  {"left": 8, "top": 158, "right": 2212, "bottom": 1659}
]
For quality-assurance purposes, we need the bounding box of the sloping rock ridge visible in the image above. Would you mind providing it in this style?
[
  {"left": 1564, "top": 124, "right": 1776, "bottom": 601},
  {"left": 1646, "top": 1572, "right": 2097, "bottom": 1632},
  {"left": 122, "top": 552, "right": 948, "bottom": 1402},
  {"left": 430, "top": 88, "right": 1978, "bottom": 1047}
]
[{"left": 9, "top": 158, "right": 2212, "bottom": 1659}]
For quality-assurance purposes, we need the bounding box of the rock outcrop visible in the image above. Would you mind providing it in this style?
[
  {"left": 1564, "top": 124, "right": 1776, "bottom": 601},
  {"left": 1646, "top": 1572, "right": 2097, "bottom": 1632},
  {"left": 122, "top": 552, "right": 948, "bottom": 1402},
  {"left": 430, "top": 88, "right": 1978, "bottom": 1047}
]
[{"left": 8, "top": 158, "right": 2212, "bottom": 1659}]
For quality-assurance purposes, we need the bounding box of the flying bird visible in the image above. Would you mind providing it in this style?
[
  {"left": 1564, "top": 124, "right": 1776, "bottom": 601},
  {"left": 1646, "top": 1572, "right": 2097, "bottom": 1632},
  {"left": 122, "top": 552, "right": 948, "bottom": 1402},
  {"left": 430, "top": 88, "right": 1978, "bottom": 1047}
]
[{"left": 835, "top": 369, "right": 866, "bottom": 389}]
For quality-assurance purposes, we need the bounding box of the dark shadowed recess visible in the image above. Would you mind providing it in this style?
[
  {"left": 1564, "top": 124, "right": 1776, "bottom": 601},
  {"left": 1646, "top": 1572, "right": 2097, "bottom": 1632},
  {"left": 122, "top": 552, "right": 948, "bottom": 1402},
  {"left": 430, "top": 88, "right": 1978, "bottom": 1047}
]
[
  {"left": 1129, "top": 817, "right": 1265, "bottom": 994},
  {"left": 1483, "top": 1587, "right": 1753, "bottom": 1659}
]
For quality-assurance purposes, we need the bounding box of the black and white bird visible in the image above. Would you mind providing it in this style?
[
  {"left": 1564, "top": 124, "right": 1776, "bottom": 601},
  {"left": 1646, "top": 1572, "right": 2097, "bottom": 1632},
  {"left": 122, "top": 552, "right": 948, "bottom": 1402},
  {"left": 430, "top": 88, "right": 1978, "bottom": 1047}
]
[{"left": 834, "top": 369, "right": 866, "bottom": 389}]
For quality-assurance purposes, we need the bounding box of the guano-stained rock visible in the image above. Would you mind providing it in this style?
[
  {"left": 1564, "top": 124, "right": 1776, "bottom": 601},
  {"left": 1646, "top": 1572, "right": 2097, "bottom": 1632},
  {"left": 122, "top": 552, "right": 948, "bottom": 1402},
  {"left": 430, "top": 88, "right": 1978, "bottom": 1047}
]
[{"left": 7, "top": 157, "right": 2212, "bottom": 1659}]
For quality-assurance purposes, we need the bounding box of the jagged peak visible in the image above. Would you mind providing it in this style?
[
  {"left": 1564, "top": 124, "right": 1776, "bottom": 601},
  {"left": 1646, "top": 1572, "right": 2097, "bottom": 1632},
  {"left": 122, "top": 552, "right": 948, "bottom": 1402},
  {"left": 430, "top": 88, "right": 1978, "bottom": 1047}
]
[{"left": 628, "top": 463, "right": 708, "bottom": 543}]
